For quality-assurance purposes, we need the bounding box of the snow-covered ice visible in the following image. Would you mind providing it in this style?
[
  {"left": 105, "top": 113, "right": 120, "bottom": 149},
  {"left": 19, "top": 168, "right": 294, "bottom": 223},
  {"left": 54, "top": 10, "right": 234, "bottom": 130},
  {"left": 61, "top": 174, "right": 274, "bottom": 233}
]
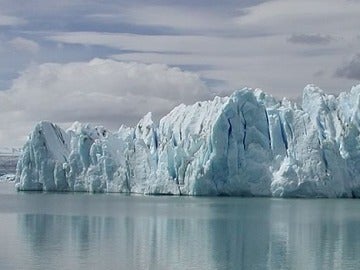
[
  {"left": 0, "top": 174, "right": 16, "bottom": 182},
  {"left": 15, "top": 84, "right": 360, "bottom": 197},
  {"left": 0, "top": 153, "right": 19, "bottom": 177}
]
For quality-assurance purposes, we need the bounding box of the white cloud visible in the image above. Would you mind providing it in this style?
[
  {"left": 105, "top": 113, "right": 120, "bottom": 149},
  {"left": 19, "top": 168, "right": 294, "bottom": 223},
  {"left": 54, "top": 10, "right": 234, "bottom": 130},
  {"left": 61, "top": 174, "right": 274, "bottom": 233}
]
[
  {"left": 0, "top": 58, "right": 211, "bottom": 146},
  {"left": 236, "top": 0, "right": 360, "bottom": 37},
  {"left": 2, "top": 0, "right": 360, "bottom": 148},
  {"left": 0, "top": 14, "right": 26, "bottom": 26},
  {"left": 45, "top": 32, "right": 298, "bottom": 90},
  {"left": 47, "top": 32, "right": 249, "bottom": 54},
  {"left": 9, "top": 37, "right": 39, "bottom": 53},
  {"left": 287, "top": 34, "right": 334, "bottom": 45},
  {"left": 37, "top": 0, "right": 360, "bottom": 98},
  {"left": 88, "top": 5, "right": 238, "bottom": 33},
  {"left": 50, "top": 30, "right": 354, "bottom": 92}
]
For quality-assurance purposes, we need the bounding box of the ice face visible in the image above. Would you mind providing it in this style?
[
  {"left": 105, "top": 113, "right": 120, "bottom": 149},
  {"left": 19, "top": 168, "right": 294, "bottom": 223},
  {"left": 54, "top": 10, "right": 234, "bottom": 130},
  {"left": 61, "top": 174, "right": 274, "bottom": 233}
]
[{"left": 15, "top": 84, "right": 360, "bottom": 197}]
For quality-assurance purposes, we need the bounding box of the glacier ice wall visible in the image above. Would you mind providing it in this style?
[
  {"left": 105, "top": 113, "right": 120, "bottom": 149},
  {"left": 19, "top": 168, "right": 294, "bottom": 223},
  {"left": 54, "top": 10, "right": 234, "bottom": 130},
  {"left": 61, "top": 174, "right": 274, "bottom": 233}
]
[{"left": 15, "top": 84, "right": 360, "bottom": 197}]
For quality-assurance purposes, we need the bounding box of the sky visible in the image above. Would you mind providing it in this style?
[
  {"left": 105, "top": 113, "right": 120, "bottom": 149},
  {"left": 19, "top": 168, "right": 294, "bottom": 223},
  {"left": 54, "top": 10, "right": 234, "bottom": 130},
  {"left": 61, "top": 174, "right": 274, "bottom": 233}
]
[{"left": 0, "top": 0, "right": 360, "bottom": 147}]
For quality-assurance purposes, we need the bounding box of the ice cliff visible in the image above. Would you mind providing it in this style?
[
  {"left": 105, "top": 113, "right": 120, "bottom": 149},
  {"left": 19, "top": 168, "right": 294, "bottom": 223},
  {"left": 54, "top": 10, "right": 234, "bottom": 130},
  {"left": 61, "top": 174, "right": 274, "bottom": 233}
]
[{"left": 15, "top": 84, "right": 360, "bottom": 197}]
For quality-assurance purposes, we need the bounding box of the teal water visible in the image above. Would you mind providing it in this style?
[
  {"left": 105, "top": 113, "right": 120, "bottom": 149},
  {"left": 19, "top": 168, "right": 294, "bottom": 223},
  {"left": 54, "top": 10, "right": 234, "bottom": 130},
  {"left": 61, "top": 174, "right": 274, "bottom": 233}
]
[{"left": 0, "top": 182, "right": 360, "bottom": 270}]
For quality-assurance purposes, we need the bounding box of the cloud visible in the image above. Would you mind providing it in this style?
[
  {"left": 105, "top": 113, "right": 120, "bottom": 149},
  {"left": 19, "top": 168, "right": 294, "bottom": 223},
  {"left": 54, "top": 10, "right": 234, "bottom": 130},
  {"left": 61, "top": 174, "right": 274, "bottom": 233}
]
[
  {"left": 313, "top": 70, "right": 325, "bottom": 77},
  {"left": 335, "top": 54, "right": 360, "bottom": 80},
  {"left": 46, "top": 30, "right": 354, "bottom": 96},
  {"left": 46, "top": 31, "right": 258, "bottom": 55},
  {"left": 8, "top": 1, "right": 360, "bottom": 98},
  {"left": 236, "top": 0, "right": 360, "bottom": 36},
  {"left": 1, "top": 0, "right": 360, "bottom": 147},
  {"left": 0, "top": 58, "right": 211, "bottom": 146},
  {"left": 87, "top": 5, "right": 242, "bottom": 34},
  {"left": 0, "top": 14, "right": 26, "bottom": 26},
  {"left": 9, "top": 37, "right": 39, "bottom": 53},
  {"left": 287, "top": 34, "right": 333, "bottom": 45}
]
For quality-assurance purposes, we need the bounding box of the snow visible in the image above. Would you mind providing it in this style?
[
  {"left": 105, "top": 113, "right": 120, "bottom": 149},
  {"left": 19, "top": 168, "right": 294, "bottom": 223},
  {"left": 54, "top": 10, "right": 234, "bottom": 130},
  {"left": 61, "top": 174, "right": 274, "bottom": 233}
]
[
  {"left": 0, "top": 154, "right": 18, "bottom": 176},
  {"left": 15, "top": 84, "right": 360, "bottom": 197},
  {"left": 0, "top": 147, "right": 21, "bottom": 156},
  {"left": 0, "top": 174, "right": 16, "bottom": 182}
]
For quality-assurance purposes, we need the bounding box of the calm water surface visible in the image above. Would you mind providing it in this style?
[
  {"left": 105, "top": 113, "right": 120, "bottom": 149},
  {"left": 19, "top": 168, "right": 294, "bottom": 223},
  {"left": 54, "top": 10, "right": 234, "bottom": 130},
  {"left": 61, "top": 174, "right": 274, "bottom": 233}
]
[{"left": 0, "top": 182, "right": 360, "bottom": 270}]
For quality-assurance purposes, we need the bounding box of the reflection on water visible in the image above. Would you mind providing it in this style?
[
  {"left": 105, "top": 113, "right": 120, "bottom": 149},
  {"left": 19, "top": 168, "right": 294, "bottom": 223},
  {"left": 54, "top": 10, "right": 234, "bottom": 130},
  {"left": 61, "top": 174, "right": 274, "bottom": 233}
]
[
  {"left": 13, "top": 197, "right": 360, "bottom": 270},
  {"left": 19, "top": 213, "right": 230, "bottom": 270}
]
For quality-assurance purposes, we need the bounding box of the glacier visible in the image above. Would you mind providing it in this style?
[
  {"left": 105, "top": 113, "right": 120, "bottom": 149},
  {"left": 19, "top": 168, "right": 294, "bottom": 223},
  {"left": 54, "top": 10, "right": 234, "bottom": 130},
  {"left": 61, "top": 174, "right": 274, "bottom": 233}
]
[{"left": 14, "top": 84, "right": 360, "bottom": 197}]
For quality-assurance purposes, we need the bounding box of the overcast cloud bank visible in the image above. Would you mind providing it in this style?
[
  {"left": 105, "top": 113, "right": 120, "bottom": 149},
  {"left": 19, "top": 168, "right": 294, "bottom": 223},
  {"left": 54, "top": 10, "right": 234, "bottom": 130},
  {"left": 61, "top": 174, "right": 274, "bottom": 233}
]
[
  {"left": 0, "top": 0, "right": 360, "bottom": 146},
  {"left": 0, "top": 59, "right": 212, "bottom": 146}
]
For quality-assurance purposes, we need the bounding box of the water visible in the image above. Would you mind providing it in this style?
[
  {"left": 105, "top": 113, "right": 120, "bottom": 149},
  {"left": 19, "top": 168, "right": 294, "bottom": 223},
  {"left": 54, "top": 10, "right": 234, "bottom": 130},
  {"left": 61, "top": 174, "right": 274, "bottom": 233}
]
[{"left": 1, "top": 182, "right": 360, "bottom": 270}]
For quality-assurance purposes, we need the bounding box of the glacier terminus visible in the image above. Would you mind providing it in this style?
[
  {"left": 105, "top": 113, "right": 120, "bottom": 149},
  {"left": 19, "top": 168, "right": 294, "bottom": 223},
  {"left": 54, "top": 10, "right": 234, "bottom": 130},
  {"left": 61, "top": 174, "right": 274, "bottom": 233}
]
[{"left": 15, "top": 84, "right": 360, "bottom": 197}]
